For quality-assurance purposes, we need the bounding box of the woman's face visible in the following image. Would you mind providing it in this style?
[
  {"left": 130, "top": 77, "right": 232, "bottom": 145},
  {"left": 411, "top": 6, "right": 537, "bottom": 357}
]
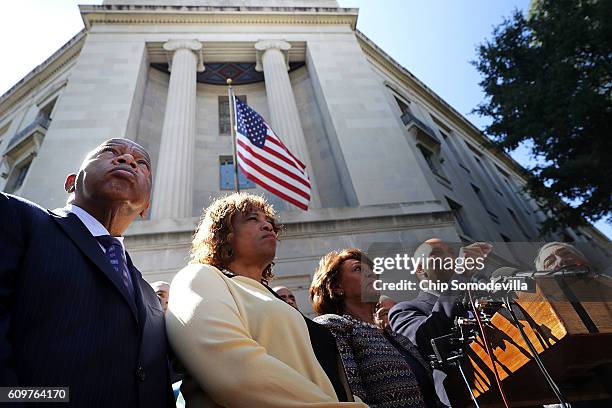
[
  {"left": 336, "top": 258, "right": 379, "bottom": 302},
  {"left": 229, "top": 208, "right": 277, "bottom": 265}
]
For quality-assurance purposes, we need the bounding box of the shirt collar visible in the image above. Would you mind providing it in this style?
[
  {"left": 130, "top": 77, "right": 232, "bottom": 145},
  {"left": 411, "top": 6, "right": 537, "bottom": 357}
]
[{"left": 63, "top": 204, "right": 125, "bottom": 249}]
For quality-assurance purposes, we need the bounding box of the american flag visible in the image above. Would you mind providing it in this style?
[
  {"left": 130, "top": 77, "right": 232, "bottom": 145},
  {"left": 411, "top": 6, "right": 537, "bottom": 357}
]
[{"left": 233, "top": 96, "right": 311, "bottom": 210}]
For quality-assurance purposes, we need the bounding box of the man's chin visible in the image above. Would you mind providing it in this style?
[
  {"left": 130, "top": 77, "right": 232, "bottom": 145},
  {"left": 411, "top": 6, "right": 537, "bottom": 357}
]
[{"left": 93, "top": 190, "right": 148, "bottom": 211}]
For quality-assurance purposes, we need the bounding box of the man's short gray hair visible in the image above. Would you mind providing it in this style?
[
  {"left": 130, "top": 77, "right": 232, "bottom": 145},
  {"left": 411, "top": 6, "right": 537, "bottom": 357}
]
[{"left": 534, "top": 242, "right": 587, "bottom": 271}]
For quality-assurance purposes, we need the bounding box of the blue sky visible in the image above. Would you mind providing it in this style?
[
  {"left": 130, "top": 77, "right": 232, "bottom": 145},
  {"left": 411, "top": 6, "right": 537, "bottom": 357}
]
[{"left": 1, "top": 0, "right": 610, "bottom": 238}]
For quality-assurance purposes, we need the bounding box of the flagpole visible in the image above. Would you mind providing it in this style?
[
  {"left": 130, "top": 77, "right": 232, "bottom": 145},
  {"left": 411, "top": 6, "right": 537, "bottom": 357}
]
[{"left": 227, "top": 78, "right": 240, "bottom": 193}]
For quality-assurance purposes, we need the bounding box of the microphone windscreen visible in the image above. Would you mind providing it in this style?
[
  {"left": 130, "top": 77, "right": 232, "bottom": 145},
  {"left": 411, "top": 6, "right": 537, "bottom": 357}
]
[
  {"left": 471, "top": 273, "right": 490, "bottom": 283},
  {"left": 492, "top": 267, "right": 519, "bottom": 278}
]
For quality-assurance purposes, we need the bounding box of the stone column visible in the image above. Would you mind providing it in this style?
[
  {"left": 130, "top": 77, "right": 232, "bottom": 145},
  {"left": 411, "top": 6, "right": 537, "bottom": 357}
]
[
  {"left": 255, "top": 39, "right": 320, "bottom": 208},
  {"left": 151, "top": 40, "right": 203, "bottom": 220}
]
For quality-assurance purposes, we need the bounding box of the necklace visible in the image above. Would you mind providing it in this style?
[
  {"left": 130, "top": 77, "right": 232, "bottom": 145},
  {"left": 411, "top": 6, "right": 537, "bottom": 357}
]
[{"left": 342, "top": 314, "right": 380, "bottom": 330}]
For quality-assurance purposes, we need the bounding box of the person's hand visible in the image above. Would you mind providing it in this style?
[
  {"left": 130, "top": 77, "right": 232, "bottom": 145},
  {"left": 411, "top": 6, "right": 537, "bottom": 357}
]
[
  {"left": 374, "top": 296, "right": 397, "bottom": 330},
  {"left": 460, "top": 242, "right": 493, "bottom": 257},
  {"left": 457, "top": 242, "right": 493, "bottom": 276}
]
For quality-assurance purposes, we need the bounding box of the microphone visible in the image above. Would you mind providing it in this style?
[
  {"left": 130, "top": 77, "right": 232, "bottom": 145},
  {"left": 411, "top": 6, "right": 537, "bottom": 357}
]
[
  {"left": 467, "top": 267, "right": 519, "bottom": 285},
  {"left": 490, "top": 267, "right": 537, "bottom": 293},
  {"left": 508, "top": 265, "right": 591, "bottom": 278},
  {"left": 470, "top": 272, "right": 491, "bottom": 284},
  {"left": 554, "top": 264, "right": 591, "bottom": 275},
  {"left": 469, "top": 267, "right": 532, "bottom": 295},
  {"left": 491, "top": 267, "right": 519, "bottom": 279}
]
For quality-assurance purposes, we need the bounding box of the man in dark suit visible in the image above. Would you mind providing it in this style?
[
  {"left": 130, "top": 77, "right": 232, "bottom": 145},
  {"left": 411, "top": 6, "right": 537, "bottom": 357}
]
[
  {"left": 389, "top": 239, "right": 492, "bottom": 407},
  {"left": 0, "top": 138, "right": 173, "bottom": 407}
]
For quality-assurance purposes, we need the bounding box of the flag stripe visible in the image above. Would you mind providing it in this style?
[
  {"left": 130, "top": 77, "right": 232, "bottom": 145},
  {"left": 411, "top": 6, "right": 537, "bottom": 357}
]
[
  {"left": 266, "top": 134, "right": 306, "bottom": 169},
  {"left": 233, "top": 95, "right": 310, "bottom": 210},
  {"left": 237, "top": 151, "right": 310, "bottom": 200},
  {"left": 263, "top": 134, "right": 305, "bottom": 172},
  {"left": 236, "top": 138, "right": 310, "bottom": 194},
  {"left": 238, "top": 161, "right": 309, "bottom": 210},
  {"left": 238, "top": 161, "right": 309, "bottom": 209},
  {"left": 238, "top": 130, "right": 307, "bottom": 178},
  {"left": 237, "top": 144, "right": 310, "bottom": 196},
  {"left": 262, "top": 142, "right": 307, "bottom": 176},
  {"left": 237, "top": 137, "right": 311, "bottom": 188}
]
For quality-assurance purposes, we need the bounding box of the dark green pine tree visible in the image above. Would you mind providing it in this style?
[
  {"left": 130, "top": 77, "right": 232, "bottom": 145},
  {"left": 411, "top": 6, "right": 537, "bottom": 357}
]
[{"left": 472, "top": 0, "right": 612, "bottom": 235}]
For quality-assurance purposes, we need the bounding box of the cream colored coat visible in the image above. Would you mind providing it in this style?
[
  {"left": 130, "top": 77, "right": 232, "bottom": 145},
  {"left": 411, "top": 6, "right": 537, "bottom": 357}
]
[{"left": 166, "top": 264, "right": 367, "bottom": 408}]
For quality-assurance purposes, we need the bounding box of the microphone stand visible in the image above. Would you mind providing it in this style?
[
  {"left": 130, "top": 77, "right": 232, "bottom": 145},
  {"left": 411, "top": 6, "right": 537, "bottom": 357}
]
[
  {"left": 496, "top": 266, "right": 586, "bottom": 407},
  {"left": 427, "top": 267, "right": 589, "bottom": 407},
  {"left": 502, "top": 295, "right": 572, "bottom": 407}
]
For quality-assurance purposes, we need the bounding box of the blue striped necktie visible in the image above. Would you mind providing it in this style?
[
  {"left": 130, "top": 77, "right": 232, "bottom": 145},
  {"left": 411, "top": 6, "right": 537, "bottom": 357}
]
[{"left": 97, "top": 235, "right": 134, "bottom": 299}]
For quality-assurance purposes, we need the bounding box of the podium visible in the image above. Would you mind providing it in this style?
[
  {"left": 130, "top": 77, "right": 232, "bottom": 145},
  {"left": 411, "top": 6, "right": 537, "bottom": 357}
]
[{"left": 467, "top": 274, "right": 612, "bottom": 406}]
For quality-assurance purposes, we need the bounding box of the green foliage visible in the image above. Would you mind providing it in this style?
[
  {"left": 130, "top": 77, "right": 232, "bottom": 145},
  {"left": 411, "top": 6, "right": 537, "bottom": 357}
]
[{"left": 473, "top": 0, "right": 612, "bottom": 234}]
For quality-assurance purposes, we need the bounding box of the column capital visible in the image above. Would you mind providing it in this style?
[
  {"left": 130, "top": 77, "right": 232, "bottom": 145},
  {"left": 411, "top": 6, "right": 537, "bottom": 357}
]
[
  {"left": 254, "top": 40, "right": 291, "bottom": 72},
  {"left": 163, "top": 39, "right": 205, "bottom": 72}
]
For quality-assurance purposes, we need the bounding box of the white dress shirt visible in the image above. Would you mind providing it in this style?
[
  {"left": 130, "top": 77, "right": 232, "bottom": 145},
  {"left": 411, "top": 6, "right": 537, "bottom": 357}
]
[
  {"left": 62, "top": 204, "right": 136, "bottom": 296},
  {"left": 63, "top": 203, "right": 126, "bottom": 253}
]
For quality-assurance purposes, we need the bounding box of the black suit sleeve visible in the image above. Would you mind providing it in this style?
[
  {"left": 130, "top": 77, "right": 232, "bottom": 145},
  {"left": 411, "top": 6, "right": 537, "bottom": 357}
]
[
  {"left": 389, "top": 274, "right": 469, "bottom": 356},
  {"left": 0, "top": 194, "right": 25, "bottom": 386}
]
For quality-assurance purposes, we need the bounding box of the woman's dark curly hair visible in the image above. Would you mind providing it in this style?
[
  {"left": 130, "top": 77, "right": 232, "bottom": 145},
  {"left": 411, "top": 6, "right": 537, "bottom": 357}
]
[
  {"left": 190, "top": 192, "right": 281, "bottom": 281},
  {"left": 309, "top": 248, "right": 373, "bottom": 316}
]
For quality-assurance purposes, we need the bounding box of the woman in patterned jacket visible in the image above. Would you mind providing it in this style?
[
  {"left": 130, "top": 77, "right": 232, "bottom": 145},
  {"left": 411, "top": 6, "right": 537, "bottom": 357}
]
[{"left": 310, "top": 248, "right": 440, "bottom": 408}]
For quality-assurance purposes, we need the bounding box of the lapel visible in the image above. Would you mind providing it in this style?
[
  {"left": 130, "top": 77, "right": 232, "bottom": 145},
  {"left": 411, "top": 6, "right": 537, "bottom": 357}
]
[
  {"left": 49, "top": 209, "right": 140, "bottom": 323},
  {"left": 126, "top": 252, "right": 147, "bottom": 336},
  {"left": 417, "top": 291, "right": 439, "bottom": 309}
]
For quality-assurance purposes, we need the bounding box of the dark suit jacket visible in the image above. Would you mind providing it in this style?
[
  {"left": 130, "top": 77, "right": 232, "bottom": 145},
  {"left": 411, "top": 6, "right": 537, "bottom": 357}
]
[
  {"left": 389, "top": 279, "right": 473, "bottom": 408},
  {"left": 0, "top": 193, "right": 173, "bottom": 407}
]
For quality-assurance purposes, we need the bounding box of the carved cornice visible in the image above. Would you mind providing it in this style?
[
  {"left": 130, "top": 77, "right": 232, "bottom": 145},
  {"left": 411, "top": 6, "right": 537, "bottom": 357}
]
[
  {"left": 0, "top": 30, "right": 86, "bottom": 118},
  {"left": 355, "top": 30, "right": 531, "bottom": 182},
  {"left": 125, "top": 209, "right": 455, "bottom": 242},
  {"left": 125, "top": 200, "right": 447, "bottom": 237},
  {"left": 79, "top": 5, "right": 358, "bottom": 30}
]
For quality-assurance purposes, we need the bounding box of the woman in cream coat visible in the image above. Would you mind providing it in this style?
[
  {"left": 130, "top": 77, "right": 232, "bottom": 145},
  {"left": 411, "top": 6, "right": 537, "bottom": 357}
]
[{"left": 166, "top": 193, "right": 367, "bottom": 408}]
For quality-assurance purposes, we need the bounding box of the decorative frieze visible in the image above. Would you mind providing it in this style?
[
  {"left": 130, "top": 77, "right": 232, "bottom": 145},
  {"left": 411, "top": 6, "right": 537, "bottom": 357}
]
[{"left": 79, "top": 5, "right": 358, "bottom": 30}]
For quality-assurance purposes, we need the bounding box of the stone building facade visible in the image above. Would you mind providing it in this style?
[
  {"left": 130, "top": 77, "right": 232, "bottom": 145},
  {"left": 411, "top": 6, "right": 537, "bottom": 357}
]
[{"left": 0, "top": 0, "right": 608, "bottom": 312}]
